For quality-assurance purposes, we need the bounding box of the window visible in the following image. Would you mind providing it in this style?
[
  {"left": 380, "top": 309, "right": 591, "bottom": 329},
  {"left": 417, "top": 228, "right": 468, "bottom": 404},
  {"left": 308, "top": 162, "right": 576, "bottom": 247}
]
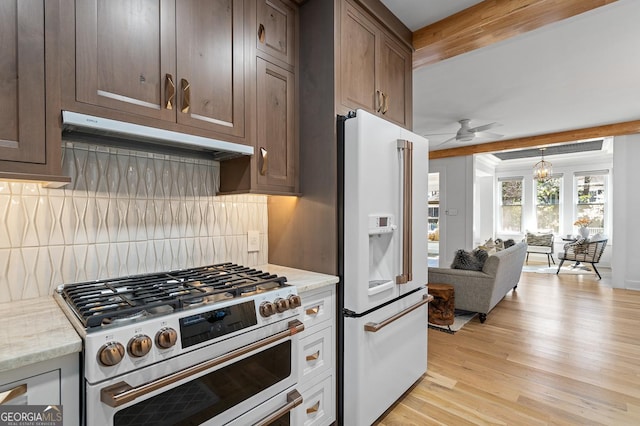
[
  {"left": 499, "top": 178, "right": 523, "bottom": 232},
  {"left": 576, "top": 172, "right": 607, "bottom": 234},
  {"left": 536, "top": 176, "right": 561, "bottom": 233}
]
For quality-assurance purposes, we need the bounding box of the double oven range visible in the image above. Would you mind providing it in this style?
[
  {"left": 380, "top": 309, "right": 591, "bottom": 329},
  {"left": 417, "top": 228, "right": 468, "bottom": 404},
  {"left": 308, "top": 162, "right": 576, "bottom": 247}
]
[{"left": 54, "top": 263, "right": 304, "bottom": 425}]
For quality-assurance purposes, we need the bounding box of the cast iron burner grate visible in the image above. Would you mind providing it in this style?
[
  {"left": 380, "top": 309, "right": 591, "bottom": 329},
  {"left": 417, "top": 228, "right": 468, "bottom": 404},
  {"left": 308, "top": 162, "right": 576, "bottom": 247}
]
[{"left": 57, "top": 263, "right": 287, "bottom": 330}]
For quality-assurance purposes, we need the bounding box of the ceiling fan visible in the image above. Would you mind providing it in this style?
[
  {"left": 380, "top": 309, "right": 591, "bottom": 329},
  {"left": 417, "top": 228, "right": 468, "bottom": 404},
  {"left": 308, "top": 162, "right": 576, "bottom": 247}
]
[{"left": 429, "top": 119, "right": 503, "bottom": 147}]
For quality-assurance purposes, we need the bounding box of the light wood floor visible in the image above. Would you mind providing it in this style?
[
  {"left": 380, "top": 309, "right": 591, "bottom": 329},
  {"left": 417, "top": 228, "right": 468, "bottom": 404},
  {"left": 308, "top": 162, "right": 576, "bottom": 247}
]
[{"left": 376, "top": 266, "right": 640, "bottom": 425}]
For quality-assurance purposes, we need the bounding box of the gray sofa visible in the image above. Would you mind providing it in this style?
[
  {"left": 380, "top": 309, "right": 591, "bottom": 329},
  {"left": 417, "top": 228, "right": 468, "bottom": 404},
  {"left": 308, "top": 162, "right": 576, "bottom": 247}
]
[{"left": 428, "top": 242, "right": 527, "bottom": 323}]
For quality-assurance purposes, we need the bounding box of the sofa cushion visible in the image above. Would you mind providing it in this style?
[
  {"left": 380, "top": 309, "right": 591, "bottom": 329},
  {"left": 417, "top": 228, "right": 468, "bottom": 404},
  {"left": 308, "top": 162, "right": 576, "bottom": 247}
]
[{"left": 451, "top": 249, "right": 487, "bottom": 271}]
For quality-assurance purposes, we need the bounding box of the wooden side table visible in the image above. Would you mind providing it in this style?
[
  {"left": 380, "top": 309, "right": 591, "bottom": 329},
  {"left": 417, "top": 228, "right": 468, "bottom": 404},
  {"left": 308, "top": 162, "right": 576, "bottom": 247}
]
[{"left": 428, "top": 283, "right": 455, "bottom": 326}]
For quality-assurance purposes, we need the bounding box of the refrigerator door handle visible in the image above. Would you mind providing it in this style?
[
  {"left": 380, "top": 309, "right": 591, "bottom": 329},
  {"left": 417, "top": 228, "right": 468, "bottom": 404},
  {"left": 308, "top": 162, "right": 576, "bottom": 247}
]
[
  {"left": 396, "top": 139, "right": 413, "bottom": 284},
  {"left": 364, "top": 294, "right": 433, "bottom": 332}
]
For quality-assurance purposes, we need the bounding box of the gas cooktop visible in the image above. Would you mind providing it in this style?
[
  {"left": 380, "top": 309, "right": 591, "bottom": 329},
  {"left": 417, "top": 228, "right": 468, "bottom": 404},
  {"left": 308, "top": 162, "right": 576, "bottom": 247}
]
[{"left": 56, "top": 263, "right": 289, "bottom": 330}]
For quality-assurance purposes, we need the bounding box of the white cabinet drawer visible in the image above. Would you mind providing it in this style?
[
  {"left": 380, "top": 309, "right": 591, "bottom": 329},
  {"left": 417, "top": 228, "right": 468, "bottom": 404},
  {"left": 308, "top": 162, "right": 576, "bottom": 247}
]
[
  {"left": 300, "top": 289, "right": 334, "bottom": 330},
  {"left": 294, "top": 374, "right": 334, "bottom": 426},
  {"left": 299, "top": 325, "right": 332, "bottom": 382}
]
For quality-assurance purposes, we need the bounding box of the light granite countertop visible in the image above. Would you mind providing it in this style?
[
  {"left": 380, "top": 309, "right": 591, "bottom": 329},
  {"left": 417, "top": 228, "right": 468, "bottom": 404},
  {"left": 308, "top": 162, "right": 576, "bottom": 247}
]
[
  {"left": 257, "top": 264, "right": 339, "bottom": 293},
  {"left": 0, "top": 296, "right": 82, "bottom": 373}
]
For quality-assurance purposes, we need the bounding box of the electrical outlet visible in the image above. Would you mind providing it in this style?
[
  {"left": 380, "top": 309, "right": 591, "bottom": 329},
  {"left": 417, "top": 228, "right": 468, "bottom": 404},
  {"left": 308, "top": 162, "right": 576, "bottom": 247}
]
[{"left": 247, "top": 230, "right": 260, "bottom": 252}]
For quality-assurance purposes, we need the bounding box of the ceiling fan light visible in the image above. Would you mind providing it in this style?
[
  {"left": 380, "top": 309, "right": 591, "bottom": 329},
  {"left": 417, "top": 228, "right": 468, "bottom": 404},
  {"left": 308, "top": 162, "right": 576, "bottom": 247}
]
[{"left": 459, "top": 134, "right": 474, "bottom": 142}]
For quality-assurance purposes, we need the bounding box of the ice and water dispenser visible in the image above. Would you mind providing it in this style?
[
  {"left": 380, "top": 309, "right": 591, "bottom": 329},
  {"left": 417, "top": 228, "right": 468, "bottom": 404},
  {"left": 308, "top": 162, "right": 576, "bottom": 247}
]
[{"left": 367, "top": 214, "right": 397, "bottom": 296}]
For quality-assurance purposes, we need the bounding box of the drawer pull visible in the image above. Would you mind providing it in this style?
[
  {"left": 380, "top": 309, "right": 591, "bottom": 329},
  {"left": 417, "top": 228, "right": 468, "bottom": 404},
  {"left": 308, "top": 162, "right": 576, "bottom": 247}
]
[
  {"left": 181, "top": 78, "right": 190, "bottom": 113},
  {"left": 305, "top": 306, "right": 320, "bottom": 316},
  {"left": 260, "top": 147, "right": 268, "bottom": 176},
  {"left": 0, "top": 384, "right": 27, "bottom": 405},
  {"left": 165, "top": 73, "right": 175, "bottom": 110},
  {"left": 306, "top": 350, "right": 320, "bottom": 361},
  {"left": 258, "top": 23, "right": 266, "bottom": 43},
  {"left": 306, "top": 401, "right": 320, "bottom": 414}
]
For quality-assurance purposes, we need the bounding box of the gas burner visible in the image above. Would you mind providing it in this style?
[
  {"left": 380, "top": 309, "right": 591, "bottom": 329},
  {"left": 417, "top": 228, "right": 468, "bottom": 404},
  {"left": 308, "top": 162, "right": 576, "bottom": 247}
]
[{"left": 101, "top": 310, "right": 147, "bottom": 326}]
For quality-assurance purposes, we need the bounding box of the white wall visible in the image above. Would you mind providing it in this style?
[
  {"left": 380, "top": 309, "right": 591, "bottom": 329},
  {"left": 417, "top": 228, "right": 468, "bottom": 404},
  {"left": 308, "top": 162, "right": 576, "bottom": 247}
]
[
  {"left": 612, "top": 135, "right": 640, "bottom": 289},
  {"left": 429, "top": 156, "right": 474, "bottom": 266},
  {"left": 474, "top": 156, "right": 496, "bottom": 246}
]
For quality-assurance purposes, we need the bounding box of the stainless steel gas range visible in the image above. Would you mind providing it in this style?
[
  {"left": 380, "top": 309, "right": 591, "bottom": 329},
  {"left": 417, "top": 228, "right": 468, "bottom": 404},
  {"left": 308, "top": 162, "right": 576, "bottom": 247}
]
[{"left": 54, "top": 263, "right": 304, "bottom": 426}]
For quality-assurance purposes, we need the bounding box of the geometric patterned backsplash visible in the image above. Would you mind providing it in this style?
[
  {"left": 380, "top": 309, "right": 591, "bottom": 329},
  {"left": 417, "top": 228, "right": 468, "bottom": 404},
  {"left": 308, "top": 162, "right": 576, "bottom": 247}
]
[{"left": 0, "top": 141, "right": 268, "bottom": 302}]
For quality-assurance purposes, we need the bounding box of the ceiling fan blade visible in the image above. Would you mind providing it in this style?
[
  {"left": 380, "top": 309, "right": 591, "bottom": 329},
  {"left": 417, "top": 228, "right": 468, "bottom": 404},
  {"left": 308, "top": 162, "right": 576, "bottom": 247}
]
[
  {"left": 469, "top": 122, "right": 501, "bottom": 133},
  {"left": 423, "top": 132, "right": 456, "bottom": 137},
  {"left": 475, "top": 131, "right": 504, "bottom": 139},
  {"left": 433, "top": 136, "right": 458, "bottom": 147}
]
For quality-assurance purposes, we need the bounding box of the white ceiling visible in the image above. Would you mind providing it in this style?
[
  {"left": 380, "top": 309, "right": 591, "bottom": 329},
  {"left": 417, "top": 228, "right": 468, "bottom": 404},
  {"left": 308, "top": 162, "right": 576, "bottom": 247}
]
[{"left": 380, "top": 0, "right": 640, "bottom": 151}]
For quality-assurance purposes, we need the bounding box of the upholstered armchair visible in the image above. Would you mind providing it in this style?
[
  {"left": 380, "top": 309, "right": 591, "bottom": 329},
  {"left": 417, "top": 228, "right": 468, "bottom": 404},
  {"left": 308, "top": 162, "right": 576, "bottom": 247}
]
[
  {"left": 556, "top": 239, "right": 608, "bottom": 279},
  {"left": 525, "top": 232, "right": 555, "bottom": 267}
]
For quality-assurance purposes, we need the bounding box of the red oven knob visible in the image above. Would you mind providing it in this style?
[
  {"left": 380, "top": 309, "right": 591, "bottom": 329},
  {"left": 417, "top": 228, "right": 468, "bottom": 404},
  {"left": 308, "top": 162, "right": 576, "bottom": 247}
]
[
  {"left": 128, "top": 334, "right": 152, "bottom": 358},
  {"left": 98, "top": 342, "right": 125, "bottom": 366},
  {"left": 288, "top": 294, "right": 302, "bottom": 308},
  {"left": 155, "top": 327, "right": 178, "bottom": 349},
  {"left": 274, "top": 298, "right": 290, "bottom": 313},
  {"left": 259, "top": 301, "right": 276, "bottom": 317}
]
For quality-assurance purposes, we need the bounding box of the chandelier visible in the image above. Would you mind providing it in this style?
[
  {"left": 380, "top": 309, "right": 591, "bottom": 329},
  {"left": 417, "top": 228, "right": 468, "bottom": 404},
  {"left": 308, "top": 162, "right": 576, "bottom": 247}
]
[{"left": 533, "top": 148, "right": 552, "bottom": 181}]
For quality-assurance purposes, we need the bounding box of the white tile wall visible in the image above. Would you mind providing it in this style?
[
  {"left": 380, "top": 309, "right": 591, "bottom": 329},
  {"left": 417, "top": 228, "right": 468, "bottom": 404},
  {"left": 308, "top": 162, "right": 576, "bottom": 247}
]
[{"left": 0, "top": 141, "right": 268, "bottom": 302}]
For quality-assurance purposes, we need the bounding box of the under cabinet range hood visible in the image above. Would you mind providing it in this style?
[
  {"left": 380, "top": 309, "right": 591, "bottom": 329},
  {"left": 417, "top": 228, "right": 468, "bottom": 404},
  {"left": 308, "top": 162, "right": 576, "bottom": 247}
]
[{"left": 61, "top": 111, "right": 254, "bottom": 161}]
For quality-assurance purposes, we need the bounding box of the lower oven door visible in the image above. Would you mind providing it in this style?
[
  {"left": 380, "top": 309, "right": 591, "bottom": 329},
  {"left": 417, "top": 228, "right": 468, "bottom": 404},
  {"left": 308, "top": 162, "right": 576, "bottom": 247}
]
[{"left": 87, "top": 319, "right": 303, "bottom": 426}]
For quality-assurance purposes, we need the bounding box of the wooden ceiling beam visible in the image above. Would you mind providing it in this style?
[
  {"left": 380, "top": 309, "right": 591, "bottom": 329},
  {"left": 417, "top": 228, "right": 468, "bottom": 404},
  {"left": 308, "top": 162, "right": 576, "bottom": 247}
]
[
  {"left": 428, "top": 119, "right": 640, "bottom": 159},
  {"left": 413, "top": 0, "right": 617, "bottom": 69}
]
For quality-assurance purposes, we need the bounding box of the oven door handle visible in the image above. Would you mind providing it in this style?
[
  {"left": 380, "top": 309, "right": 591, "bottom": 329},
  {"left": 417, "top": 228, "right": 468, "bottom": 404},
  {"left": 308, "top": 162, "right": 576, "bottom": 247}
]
[
  {"left": 100, "top": 319, "right": 305, "bottom": 408},
  {"left": 364, "top": 294, "right": 433, "bottom": 332},
  {"left": 253, "top": 389, "right": 303, "bottom": 426}
]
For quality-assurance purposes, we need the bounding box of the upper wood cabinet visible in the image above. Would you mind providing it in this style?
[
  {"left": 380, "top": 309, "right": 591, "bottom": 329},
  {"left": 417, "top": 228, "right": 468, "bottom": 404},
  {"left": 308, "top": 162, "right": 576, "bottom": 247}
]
[
  {"left": 0, "top": 0, "right": 68, "bottom": 185},
  {"left": 339, "top": 0, "right": 412, "bottom": 128},
  {"left": 256, "top": 0, "right": 296, "bottom": 67},
  {"left": 72, "top": 0, "right": 245, "bottom": 139}
]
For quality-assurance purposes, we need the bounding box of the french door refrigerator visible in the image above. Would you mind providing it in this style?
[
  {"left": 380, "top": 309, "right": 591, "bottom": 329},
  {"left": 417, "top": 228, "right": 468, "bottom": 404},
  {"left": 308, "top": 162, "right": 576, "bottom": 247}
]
[{"left": 338, "top": 109, "right": 429, "bottom": 425}]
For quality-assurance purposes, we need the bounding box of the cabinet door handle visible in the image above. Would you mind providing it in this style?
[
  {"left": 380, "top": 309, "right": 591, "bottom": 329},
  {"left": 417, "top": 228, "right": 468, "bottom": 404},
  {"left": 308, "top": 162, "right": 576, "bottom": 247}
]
[
  {"left": 259, "top": 147, "right": 268, "bottom": 176},
  {"left": 0, "top": 384, "right": 27, "bottom": 405},
  {"left": 165, "top": 73, "right": 175, "bottom": 110},
  {"left": 181, "top": 78, "right": 190, "bottom": 113},
  {"left": 376, "top": 90, "right": 383, "bottom": 112},
  {"left": 306, "top": 401, "right": 320, "bottom": 414},
  {"left": 382, "top": 93, "right": 389, "bottom": 114},
  {"left": 305, "top": 306, "right": 320, "bottom": 315},
  {"left": 306, "top": 350, "right": 320, "bottom": 361},
  {"left": 258, "top": 23, "right": 266, "bottom": 43}
]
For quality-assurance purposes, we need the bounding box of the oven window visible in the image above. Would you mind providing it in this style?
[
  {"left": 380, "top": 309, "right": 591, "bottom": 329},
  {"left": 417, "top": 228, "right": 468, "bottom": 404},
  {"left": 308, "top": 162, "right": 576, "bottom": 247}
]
[{"left": 114, "top": 341, "right": 291, "bottom": 426}]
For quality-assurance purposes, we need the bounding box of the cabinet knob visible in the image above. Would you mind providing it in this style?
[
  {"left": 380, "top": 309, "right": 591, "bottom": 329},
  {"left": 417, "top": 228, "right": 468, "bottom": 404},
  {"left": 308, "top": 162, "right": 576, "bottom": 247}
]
[{"left": 306, "top": 401, "right": 320, "bottom": 414}]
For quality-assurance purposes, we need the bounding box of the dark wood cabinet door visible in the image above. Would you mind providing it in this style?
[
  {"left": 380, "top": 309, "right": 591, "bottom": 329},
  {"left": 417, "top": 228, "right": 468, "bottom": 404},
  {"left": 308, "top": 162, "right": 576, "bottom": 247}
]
[
  {"left": 378, "top": 34, "right": 412, "bottom": 128},
  {"left": 0, "top": 0, "right": 46, "bottom": 164},
  {"left": 256, "top": 58, "right": 296, "bottom": 191},
  {"left": 75, "top": 0, "right": 177, "bottom": 122},
  {"left": 256, "top": 0, "right": 295, "bottom": 67},
  {"left": 340, "top": 0, "right": 378, "bottom": 113},
  {"left": 176, "top": 0, "right": 245, "bottom": 138}
]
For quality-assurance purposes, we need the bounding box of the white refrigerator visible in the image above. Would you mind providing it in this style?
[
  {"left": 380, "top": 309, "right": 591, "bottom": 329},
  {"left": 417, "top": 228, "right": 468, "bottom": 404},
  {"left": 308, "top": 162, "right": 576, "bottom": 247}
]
[{"left": 338, "top": 109, "right": 429, "bottom": 425}]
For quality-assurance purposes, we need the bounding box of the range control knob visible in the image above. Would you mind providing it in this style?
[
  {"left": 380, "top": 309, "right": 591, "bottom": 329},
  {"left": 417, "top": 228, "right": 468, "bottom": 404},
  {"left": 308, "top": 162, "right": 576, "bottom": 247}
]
[
  {"left": 155, "top": 327, "right": 178, "bottom": 349},
  {"left": 274, "top": 297, "right": 290, "bottom": 313},
  {"left": 288, "top": 294, "right": 302, "bottom": 308},
  {"left": 128, "top": 334, "right": 152, "bottom": 358},
  {"left": 259, "top": 301, "right": 276, "bottom": 317},
  {"left": 98, "top": 342, "right": 125, "bottom": 366}
]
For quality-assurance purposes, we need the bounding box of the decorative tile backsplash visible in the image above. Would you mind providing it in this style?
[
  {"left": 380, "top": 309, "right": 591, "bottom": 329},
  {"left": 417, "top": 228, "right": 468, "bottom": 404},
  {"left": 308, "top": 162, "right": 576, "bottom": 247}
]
[{"left": 0, "top": 141, "right": 268, "bottom": 302}]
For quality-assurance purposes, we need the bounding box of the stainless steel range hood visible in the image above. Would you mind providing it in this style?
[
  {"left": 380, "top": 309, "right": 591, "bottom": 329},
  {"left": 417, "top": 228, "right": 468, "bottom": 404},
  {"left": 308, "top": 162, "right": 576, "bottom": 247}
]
[{"left": 62, "top": 111, "right": 254, "bottom": 161}]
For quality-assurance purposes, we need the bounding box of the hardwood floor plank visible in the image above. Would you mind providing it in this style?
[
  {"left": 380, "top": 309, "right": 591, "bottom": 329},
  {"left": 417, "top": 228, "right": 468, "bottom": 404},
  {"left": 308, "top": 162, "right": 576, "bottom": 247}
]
[{"left": 375, "top": 269, "right": 640, "bottom": 425}]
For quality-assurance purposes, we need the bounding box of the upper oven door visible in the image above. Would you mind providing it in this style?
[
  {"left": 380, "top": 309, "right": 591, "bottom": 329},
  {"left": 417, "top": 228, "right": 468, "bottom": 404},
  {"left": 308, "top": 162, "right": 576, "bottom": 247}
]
[{"left": 87, "top": 319, "right": 303, "bottom": 426}]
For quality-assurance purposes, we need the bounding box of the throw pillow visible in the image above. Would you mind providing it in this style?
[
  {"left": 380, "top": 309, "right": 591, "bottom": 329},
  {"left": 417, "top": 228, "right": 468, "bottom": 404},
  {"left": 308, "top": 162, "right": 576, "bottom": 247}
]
[
  {"left": 503, "top": 238, "right": 516, "bottom": 248},
  {"left": 450, "top": 249, "right": 484, "bottom": 271},
  {"left": 473, "top": 248, "right": 489, "bottom": 266},
  {"left": 590, "top": 233, "right": 605, "bottom": 242},
  {"left": 526, "top": 233, "right": 552, "bottom": 246}
]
